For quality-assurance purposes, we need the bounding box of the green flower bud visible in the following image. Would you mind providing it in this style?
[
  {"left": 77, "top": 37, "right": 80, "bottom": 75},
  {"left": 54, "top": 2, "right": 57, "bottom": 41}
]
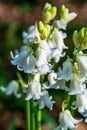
[
  {"left": 42, "top": 3, "right": 57, "bottom": 23},
  {"left": 73, "top": 27, "right": 87, "bottom": 50},
  {"left": 60, "top": 5, "right": 77, "bottom": 23},
  {"left": 38, "top": 21, "right": 50, "bottom": 40},
  {"left": 60, "top": 5, "right": 68, "bottom": 20}
]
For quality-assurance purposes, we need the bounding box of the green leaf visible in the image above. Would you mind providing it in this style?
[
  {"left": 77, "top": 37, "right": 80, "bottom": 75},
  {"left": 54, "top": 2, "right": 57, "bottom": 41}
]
[{"left": 9, "top": 118, "right": 16, "bottom": 130}]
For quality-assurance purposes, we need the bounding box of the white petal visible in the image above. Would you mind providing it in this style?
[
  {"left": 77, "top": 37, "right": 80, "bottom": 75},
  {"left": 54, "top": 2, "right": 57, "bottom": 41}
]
[
  {"left": 58, "top": 59, "right": 73, "bottom": 81},
  {"left": 48, "top": 72, "right": 57, "bottom": 85}
]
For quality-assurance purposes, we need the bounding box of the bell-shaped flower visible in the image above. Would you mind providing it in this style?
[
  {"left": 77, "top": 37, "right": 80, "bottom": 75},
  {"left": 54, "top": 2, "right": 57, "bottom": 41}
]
[
  {"left": 36, "top": 48, "right": 48, "bottom": 67},
  {"left": 37, "top": 63, "right": 52, "bottom": 74},
  {"left": 35, "top": 40, "right": 51, "bottom": 74},
  {"left": 0, "top": 80, "right": 21, "bottom": 98},
  {"left": 43, "top": 78, "right": 68, "bottom": 91},
  {"left": 76, "top": 52, "right": 87, "bottom": 76},
  {"left": 54, "top": 19, "right": 67, "bottom": 30},
  {"left": 40, "top": 39, "right": 51, "bottom": 58},
  {"left": 48, "top": 28, "right": 67, "bottom": 62},
  {"left": 60, "top": 5, "right": 77, "bottom": 23},
  {"left": 48, "top": 28, "right": 67, "bottom": 51},
  {"left": 25, "top": 73, "right": 45, "bottom": 100},
  {"left": 69, "top": 76, "right": 86, "bottom": 95},
  {"left": 38, "top": 90, "right": 55, "bottom": 110},
  {"left": 49, "top": 49, "right": 65, "bottom": 63},
  {"left": 36, "top": 40, "right": 50, "bottom": 66},
  {"left": 76, "top": 92, "right": 87, "bottom": 113},
  {"left": 72, "top": 90, "right": 87, "bottom": 122},
  {"left": 48, "top": 72, "right": 57, "bottom": 85},
  {"left": 42, "top": 72, "right": 58, "bottom": 89},
  {"left": 22, "top": 23, "right": 41, "bottom": 44},
  {"left": 68, "top": 61, "right": 86, "bottom": 95},
  {"left": 58, "top": 59, "right": 73, "bottom": 81},
  {"left": 56, "top": 79, "right": 69, "bottom": 91},
  {"left": 11, "top": 46, "right": 36, "bottom": 74},
  {"left": 54, "top": 109, "right": 82, "bottom": 130}
]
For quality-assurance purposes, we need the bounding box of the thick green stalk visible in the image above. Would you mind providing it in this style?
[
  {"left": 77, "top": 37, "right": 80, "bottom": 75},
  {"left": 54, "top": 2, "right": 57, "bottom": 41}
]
[
  {"left": 36, "top": 108, "right": 42, "bottom": 130},
  {"left": 26, "top": 100, "right": 31, "bottom": 130},
  {"left": 30, "top": 99, "right": 35, "bottom": 130}
]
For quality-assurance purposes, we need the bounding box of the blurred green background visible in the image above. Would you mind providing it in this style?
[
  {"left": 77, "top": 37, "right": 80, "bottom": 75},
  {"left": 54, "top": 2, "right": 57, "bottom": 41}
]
[{"left": 0, "top": 0, "right": 87, "bottom": 130}]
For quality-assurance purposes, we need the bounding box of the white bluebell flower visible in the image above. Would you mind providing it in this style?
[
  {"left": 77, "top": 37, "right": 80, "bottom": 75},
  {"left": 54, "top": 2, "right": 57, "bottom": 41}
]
[
  {"left": 76, "top": 52, "right": 87, "bottom": 76},
  {"left": 48, "top": 72, "right": 57, "bottom": 85},
  {"left": 76, "top": 92, "right": 87, "bottom": 113},
  {"left": 25, "top": 73, "right": 45, "bottom": 100},
  {"left": 0, "top": 80, "right": 21, "bottom": 98},
  {"left": 11, "top": 46, "right": 36, "bottom": 74},
  {"left": 49, "top": 49, "right": 65, "bottom": 63},
  {"left": 54, "top": 109, "right": 82, "bottom": 130},
  {"left": 69, "top": 76, "right": 86, "bottom": 95},
  {"left": 36, "top": 40, "right": 50, "bottom": 67},
  {"left": 37, "top": 64, "right": 51, "bottom": 74},
  {"left": 22, "top": 23, "right": 41, "bottom": 44},
  {"left": 48, "top": 28, "right": 67, "bottom": 51},
  {"left": 58, "top": 59, "right": 73, "bottom": 81},
  {"left": 35, "top": 40, "right": 51, "bottom": 74},
  {"left": 71, "top": 90, "right": 87, "bottom": 122},
  {"left": 42, "top": 72, "right": 58, "bottom": 89},
  {"left": 38, "top": 90, "right": 55, "bottom": 110},
  {"left": 11, "top": 36, "right": 51, "bottom": 74},
  {"left": 25, "top": 75, "right": 41, "bottom": 100},
  {"left": 43, "top": 78, "right": 68, "bottom": 91},
  {"left": 68, "top": 61, "right": 86, "bottom": 95},
  {"left": 42, "top": 81, "right": 59, "bottom": 90},
  {"left": 48, "top": 28, "right": 67, "bottom": 62},
  {"left": 36, "top": 46, "right": 49, "bottom": 67},
  {"left": 56, "top": 79, "right": 69, "bottom": 91},
  {"left": 54, "top": 19, "right": 67, "bottom": 30}
]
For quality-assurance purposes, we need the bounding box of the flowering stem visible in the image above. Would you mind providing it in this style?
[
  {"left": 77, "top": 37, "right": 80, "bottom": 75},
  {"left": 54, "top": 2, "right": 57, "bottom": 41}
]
[
  {"left": 26, "top": 100, "right": 31, "bottom": 130},
  {"left": 30, "top": 99, "right": 35, "bottom": 130},
  {"left": 36, "top": 108, "right": 42, "bottom": 130}
]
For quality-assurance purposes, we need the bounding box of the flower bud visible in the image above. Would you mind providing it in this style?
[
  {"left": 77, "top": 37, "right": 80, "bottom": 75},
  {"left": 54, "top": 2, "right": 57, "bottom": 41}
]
[
  {"left": 38, "top": 21, "right": 50, "bottom": 40},
  {"left": 60, "top": 5, "right": 77, "bottom": 23},
  {"left": 42, "top": 3, "right": 57, "bottom": 23},
  {"left": 73, "top": 28, "right": 87, "bottom": 50}
]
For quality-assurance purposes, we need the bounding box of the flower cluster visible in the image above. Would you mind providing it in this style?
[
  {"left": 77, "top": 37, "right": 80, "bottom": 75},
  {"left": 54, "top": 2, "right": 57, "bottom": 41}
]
[{"left": 1, "top": 3, "right": 87, "bottom": 130}]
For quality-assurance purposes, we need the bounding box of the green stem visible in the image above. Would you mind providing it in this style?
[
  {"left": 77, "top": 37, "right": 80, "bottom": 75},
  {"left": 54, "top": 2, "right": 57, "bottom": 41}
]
[
  {"left": 26, "top": 100, "right": 31, "bottom": 130},
  {"left": 30, "top": 99, "right": 35, "bottom": 130},
  {"left": 36, "top": 108, "right": 42, "bottom": 130}
]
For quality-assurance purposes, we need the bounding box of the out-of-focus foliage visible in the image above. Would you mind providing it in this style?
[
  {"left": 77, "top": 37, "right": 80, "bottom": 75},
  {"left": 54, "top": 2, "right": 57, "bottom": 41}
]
[
  {"left": 69, "top": 0, "right": 86, "bottom": 4},
  {"left": 0, "top": 22, "right": 25, "bottom": 85}
]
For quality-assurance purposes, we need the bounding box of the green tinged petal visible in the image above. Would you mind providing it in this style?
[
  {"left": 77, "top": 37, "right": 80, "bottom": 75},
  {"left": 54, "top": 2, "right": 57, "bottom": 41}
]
[
  {"left": 42, "top": 3, "right": 57, "bottom": 23},
  {"left": 60, "top": 5, "right": 77, "bottom": 23}
]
